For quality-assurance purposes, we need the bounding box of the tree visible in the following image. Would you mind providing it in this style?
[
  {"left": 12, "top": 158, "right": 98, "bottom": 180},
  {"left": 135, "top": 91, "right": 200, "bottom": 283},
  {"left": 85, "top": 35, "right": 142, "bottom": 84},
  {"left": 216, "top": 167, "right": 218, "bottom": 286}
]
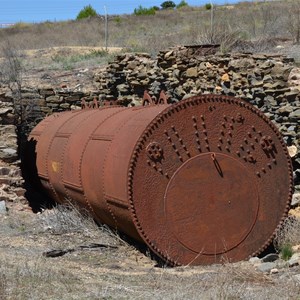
[
  {"left": 160, "top": 1, "right": 176, "bottom": 10},
  {"left": 76, "top": 5, "right": 97, "bottom": 20},
  {"left": 205, "top": 3, "right": 212, "bottom": 10},
  {"left": 176, "top": 1, "right": 188, "bottom": 9}
]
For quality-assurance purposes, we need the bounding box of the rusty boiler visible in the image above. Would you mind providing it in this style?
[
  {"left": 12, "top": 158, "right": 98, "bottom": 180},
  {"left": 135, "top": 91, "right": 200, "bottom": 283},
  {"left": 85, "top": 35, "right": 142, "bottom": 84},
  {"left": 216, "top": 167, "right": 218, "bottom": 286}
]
[{"left": 27, "top": 94, "right": 293, "bottom": 266}]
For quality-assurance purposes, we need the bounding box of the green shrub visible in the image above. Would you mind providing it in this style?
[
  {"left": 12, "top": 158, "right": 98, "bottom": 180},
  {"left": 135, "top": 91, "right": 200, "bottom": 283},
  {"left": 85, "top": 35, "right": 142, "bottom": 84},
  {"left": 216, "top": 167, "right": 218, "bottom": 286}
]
[
  {"left": 161, "top": 1, "right": 176, "bottom": 10},
  {"left": 280, "top": 244, "right": 293, "bottom": 261},
  {"left": 134, "top": 5, "right": 156, "bottom": 16},
  {"left": 76, "top": 5, "right": 97, "bottom": 20},
  {"left": 176, "top": 1, "right": 188, "bottom": 9},
  {"left": 113, "top": 16, "right": 122, "bottom": 25},
  {"left": 11, "top": 22, "right": 32, "bottom": 29},
  {"left": 205, "top": 3, "right": 212, "bottom": 10}
]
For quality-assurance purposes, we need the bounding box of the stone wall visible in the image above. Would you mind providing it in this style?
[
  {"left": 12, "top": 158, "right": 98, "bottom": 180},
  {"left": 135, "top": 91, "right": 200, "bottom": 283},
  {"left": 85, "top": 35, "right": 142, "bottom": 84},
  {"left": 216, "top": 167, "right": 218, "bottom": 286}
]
[{"left": 0, "top": 46, "right": 299, "bottom": 206}]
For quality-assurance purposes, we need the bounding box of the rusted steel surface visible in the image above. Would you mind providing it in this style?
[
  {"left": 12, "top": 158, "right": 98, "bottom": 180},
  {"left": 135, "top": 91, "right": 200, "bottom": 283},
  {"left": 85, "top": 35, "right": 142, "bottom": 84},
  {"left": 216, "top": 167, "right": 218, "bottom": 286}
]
[
  {"left": 27, "top": 94, "right": 293, "bottom": 266},
  {"left": 142, "top": 90, "right": 169, "bottom": 106}
]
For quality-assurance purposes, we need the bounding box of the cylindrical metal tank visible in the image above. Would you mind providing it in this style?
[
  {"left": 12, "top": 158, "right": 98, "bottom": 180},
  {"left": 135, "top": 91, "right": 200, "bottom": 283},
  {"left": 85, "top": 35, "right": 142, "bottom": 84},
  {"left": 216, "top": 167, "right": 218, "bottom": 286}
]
[{"left": 27, "top": 95, "right": 293, "bottom": 265}]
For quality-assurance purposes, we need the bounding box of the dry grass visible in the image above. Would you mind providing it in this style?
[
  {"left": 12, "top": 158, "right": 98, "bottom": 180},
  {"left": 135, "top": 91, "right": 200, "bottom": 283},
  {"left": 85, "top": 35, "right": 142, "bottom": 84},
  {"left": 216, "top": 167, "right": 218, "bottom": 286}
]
[
  {"left": 1, "top": 202, "right": 300, "bottom": 299},
  {"left": 274, "top": 216, "right": 300, "bottom": 256},
  {"left": 0, "top": 1, "right": 299, "bottom": 73},
  {"left": 0, "top": 1, "right": 298, "bottom": 59}
]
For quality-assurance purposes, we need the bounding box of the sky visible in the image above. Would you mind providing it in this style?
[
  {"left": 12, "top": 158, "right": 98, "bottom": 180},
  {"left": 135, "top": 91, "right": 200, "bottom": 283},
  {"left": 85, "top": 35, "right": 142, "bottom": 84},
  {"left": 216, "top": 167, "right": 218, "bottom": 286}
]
[{"left": 0, "top": 0, "right": 251, "bottom": 24}]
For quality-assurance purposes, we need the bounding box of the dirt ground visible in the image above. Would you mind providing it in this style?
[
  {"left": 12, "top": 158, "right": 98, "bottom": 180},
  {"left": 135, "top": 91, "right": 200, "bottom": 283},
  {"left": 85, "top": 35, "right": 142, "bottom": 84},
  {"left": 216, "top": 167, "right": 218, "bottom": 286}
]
[
  {"left": 0, "top": 199, "right": 299, "bottom": 300},
  {"left": 0, "top": 46, "right": 123, "bottom": 93}
]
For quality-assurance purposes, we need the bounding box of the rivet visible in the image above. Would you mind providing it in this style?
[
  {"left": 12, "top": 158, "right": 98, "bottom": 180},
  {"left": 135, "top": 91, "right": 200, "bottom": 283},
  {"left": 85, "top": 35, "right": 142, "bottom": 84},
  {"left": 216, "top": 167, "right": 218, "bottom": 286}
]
[
  {"left": 236, "top": 151, "right": 240, "bottom": 156},
  {"left": 256, "top": 172, "right": 260, "bottom": 177},
  {"left": 262, "top": 168, "right": 266, "bottom": 173},
  {"left": 200, "top": 115, "right": 204, "bottom": 120}
]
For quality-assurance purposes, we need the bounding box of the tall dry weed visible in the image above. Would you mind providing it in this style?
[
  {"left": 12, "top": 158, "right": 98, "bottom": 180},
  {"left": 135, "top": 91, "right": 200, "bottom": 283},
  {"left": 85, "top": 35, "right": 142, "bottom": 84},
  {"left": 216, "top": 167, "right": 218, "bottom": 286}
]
[{"left": 0, "top": 1, "right": 297, "bottom": 57}]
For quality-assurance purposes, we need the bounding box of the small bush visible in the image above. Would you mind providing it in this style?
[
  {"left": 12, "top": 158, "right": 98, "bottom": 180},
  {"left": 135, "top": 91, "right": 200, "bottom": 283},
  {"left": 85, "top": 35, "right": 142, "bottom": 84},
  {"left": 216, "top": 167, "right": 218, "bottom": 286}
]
[
  {"left": 76, "top": 5, "right": 97, "bottom": 20},
  {"left": 176, "top": 1, "right": 188, "bottom": 9},
  {"left": 114, "top": 16, "right": 122, "bottom": 24},
  {"left": 280, "top": 244, "right": 293, "bottom": 261},
  {"left": 274, "top": 216, "right": 300, "bottom": 258},
  {"left": 205, "top": 3, "right": 212, "bottom": 10},
  {"left": 11, "top": 22, "right": 31, "bottom": 29},
  {"left": 134, "top": 5, "right": 156, "bottom": 16}
]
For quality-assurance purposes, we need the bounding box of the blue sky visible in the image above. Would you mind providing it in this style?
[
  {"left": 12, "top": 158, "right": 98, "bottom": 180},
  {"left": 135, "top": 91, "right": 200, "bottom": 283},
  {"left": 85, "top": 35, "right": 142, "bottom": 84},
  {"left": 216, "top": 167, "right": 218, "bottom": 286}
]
[{"left": 0, "top": 0, "right": 249, "bottom": 24}]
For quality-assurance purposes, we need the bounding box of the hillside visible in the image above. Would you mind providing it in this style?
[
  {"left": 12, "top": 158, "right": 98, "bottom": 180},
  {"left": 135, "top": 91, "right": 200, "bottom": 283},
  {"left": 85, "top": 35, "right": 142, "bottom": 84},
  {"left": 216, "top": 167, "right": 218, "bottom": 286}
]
[{"left": 0, "top": 0, "right": 300, "bottom": 61}]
